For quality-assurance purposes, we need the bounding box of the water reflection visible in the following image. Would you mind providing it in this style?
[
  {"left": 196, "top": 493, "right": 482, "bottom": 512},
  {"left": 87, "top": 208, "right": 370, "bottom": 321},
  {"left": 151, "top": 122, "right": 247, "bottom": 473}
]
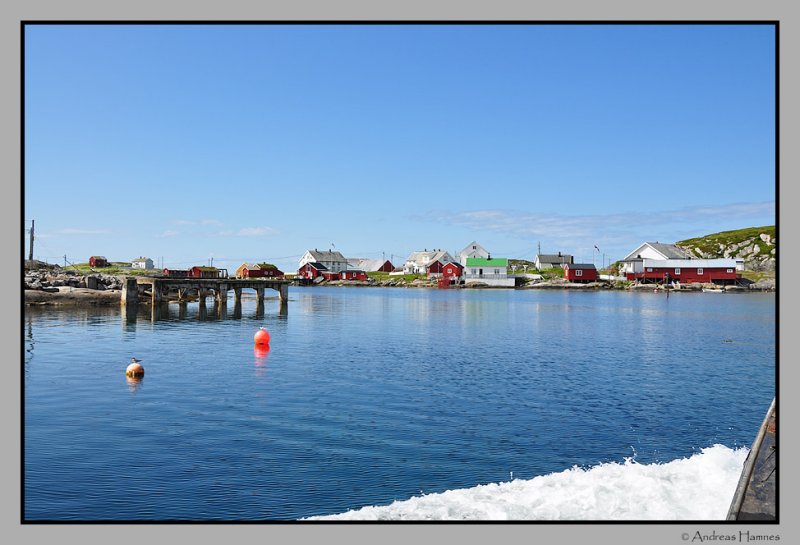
[
  {"left": 122, "top": 304, "right": 138, "bottom": 332},
  {"left": 254, "top": 344, "right": 270, "bottom": 378},
  {"left": 126, "top": 375, "right": 144, "bottom": 393},
  {"left": 25, "top": 314, "right": 34, "bottom": 378},
  {"left": 116, "top": 298, "right": 287, "bottom": 325}
]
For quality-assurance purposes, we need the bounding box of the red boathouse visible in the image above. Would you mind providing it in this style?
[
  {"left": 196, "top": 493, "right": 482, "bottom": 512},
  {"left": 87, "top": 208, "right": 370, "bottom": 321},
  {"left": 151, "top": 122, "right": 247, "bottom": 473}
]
[{"left": 564, "top": 263, "right": 598, "bottom": 283}]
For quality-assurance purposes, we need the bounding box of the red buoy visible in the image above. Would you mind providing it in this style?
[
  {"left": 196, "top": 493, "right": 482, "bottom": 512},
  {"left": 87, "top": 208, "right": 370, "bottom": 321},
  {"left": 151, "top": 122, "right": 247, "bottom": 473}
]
[{"left": 254, "top": 327, "right": 270, "bottom": 345}]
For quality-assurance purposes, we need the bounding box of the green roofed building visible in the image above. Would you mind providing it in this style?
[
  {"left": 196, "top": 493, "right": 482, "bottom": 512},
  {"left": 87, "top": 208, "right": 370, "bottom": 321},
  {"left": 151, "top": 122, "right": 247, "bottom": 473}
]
[
  {"left": 465, "top": 257, "right": 509, "bottom": 267},
  {"left": 464, "top": 257, "right": 515, "bottom": 287}
]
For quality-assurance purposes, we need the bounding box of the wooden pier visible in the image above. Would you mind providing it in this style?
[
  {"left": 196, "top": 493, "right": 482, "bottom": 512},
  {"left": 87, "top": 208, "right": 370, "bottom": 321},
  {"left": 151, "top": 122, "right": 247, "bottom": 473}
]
[
  {"left": 727, "top": 398, "right": 776, "bottom": 520},
  {"left": 121, "top": 277, "right": 290, "bottom": 309}
]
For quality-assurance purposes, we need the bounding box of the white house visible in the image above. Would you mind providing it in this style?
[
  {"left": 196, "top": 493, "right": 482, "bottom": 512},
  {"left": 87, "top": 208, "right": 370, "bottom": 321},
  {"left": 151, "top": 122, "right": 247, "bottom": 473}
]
[
  {"left": 131, "top": 257, "right": 154, "bottom": 269},
  {"left": 463, "top": 257, "right": 515, "bottom": 287},
  {"left": 299, "top": 249, "right": 349, "bottom": 274},
  {"left": 619, "top": 242, "right": 690, "bottom": 277},
  {"left": 534, "top": 252, "right": 574, "bottom": 270},
  {"left": 402, "top": 249, "right": 455, "bottom": 274},
  {"left": 458, "top": 241, "right": 490, "bottom": 265}
]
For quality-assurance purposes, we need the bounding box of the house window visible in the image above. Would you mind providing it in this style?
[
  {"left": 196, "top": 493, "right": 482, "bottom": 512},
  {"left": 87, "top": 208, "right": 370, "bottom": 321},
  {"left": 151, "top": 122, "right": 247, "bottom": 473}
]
[
  {"left": 494, "top": 269, "right": 499, "bottom": 274},
  {"left": 576, "top": 270, "right": 583, "bottom": 277},
  {"left": 647, "top": 268, "right": 653, "bottom": 272},
  {"left": 727, "top": 268, "right": 733, "bottom": 273},
  {"left": 674, "top": 268, "right": 681, "bottom": 275},
  {"left": 697, "top": 268, "right": 703, "bottom": 274}
]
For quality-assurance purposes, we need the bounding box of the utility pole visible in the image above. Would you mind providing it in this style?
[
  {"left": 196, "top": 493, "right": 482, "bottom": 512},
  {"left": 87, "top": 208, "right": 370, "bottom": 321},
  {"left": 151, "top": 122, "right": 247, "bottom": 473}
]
[
  {"left": 28, "top": 220, "right": 34, "bottom": 262},
  {"left": 64, "top": 254, "right": 67, "bottom": 267}
]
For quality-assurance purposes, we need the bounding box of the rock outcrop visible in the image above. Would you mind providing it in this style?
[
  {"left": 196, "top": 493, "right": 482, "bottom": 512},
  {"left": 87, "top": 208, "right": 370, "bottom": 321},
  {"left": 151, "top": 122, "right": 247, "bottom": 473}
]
[{"left": 24, "top": 269, "right": 124, "bottom": 292}]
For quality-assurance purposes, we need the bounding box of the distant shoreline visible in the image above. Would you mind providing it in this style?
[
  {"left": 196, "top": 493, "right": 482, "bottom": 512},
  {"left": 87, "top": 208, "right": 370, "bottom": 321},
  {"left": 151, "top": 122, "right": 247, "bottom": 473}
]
[{"left": 24, "top": 280, "right": 775, "bottom": 307}]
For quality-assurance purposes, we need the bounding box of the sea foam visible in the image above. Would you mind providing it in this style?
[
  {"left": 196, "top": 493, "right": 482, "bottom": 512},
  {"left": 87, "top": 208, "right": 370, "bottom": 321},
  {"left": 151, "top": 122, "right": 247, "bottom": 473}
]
[{"left": 308, "top": 445, "right": 748, "bottom": 521}]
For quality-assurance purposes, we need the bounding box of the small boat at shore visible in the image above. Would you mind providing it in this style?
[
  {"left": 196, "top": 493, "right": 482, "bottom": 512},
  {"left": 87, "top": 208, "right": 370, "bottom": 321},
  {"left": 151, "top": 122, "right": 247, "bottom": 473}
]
[
  {"left": 727, "top": 398, "right": 776, "bottom": 520},
  {"left": 702, "top": 288, "right": 724, "bottom": 293}
]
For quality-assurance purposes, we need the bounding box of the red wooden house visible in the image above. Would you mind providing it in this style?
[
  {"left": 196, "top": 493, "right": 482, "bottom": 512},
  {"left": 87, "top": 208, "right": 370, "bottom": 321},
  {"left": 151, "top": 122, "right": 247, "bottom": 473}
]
[
  {"left": 189, "top": 266, "right": 228, "bottom": 279},
  {"left": 442, "top": 262, "right": 463, "bottom": 281},
  {"left": 299, "top": 262, "right": 329, "bottom": 280},
  {"left": 627, "top": 260, "right": 739, "bottom": 284},
  {"left": 425, "top": 260, "right": 448, "bottom": 277},
  {"left": 236, "top": 263, "right": 265, "bottom": 278},
  {"left": 89, "top": 256, "right": 108, "bottom": 267},
  {"left": 340, "top": 269, "right": 368, "bottom": 281},
  {"left": 564, "top": 263, "right": 598, "bottom": 283},
  {"left": 258, "top": 264, "right": 284, "bottom": 278},
  {"left": 163, "top": 268, "right": 189, "bottom": 278}
]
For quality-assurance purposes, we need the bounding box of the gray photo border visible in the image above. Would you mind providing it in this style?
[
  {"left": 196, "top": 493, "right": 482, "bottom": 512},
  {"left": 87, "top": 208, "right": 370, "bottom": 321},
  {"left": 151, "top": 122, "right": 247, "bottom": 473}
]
[{"left": 5, "top": 1, "right": 793, "bottom": 544}]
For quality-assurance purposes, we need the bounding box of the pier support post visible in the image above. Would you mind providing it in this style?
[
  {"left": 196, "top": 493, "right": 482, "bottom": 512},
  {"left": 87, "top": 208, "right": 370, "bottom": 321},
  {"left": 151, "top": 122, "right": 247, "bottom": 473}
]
[
  {"left": 151, "top": 280, "right": 162, "bottom": 305},
  {"left": 278, "top": 283, "right": 288, "bottom": 305},
  {"left": 121, "top": 277, "right": 138, "bottom": 309},
  {"left": 255, "top": 286, "right": 265, "bottom": 303},
  {"left": 216, "top": 283, "right": 228, "bottom": 305},
  {"left": 278, "top": 283, "right": 288, "bottom": 314},
  {"left": 233, "top": 287, "right": 242, "bottom": 305}
]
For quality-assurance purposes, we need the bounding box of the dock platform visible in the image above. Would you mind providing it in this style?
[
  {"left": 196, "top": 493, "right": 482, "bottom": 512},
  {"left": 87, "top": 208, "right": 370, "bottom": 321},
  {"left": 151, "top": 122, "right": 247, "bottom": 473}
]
[{"left": 121, "top": 277, "right": 290, "bottom": 308}]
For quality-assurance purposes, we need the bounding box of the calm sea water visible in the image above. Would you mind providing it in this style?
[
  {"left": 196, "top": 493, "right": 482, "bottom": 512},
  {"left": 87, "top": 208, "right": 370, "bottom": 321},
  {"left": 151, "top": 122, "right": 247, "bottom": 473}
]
[{"left": 23, "top": 287, "right": 775, "bottom": 521}]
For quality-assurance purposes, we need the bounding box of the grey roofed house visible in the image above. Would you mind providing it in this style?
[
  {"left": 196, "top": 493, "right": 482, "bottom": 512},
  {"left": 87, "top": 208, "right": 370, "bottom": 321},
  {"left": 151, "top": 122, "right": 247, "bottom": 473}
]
[
  {"left": 299, "top": 249, "right": 349, "bottom": 273},
  {"left": 646, "top": 243, "right": 691, "bottom": 259},
  {"left": 567, "top": 263, "right": 597, "bottom": 270},
  {"left": 535, "top": 253, "right": 574, "bottom": 269},
  {"left": 622, "top": 242, "right": 691, "bottom": 262},
  {"left": 305, "top": 249, "right": 347, "bottom": 263}
]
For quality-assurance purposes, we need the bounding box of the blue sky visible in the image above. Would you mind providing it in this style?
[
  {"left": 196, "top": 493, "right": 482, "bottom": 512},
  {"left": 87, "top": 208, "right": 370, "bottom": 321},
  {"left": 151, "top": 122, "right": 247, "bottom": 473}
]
[{"left": 24, "top": 24, "right": 775, "bottom": 271}]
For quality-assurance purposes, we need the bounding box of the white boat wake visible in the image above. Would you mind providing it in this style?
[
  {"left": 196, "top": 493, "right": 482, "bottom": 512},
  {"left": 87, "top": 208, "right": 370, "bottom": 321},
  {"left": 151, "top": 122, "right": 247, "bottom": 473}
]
[{"left": 307, "top": 445, "right": 747, "bottom": 521}]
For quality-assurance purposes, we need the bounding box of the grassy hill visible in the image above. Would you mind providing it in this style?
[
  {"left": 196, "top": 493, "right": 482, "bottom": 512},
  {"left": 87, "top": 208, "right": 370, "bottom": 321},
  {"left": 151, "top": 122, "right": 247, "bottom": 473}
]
[{"left": 676, "top": 226, "right": 775, "bottom": 272}]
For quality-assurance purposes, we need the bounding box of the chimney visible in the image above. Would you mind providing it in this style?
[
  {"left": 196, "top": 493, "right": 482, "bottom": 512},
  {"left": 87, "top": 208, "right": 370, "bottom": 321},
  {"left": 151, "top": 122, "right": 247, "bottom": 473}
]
[{"left": 558, "top": 251, "right": 561, "bottom": 257}]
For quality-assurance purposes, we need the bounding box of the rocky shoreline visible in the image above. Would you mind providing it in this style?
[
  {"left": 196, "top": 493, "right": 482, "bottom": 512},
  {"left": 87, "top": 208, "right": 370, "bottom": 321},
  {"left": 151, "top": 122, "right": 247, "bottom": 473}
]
[{"left": 23, "top": 268, "right": 776, "bottom": 307}]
